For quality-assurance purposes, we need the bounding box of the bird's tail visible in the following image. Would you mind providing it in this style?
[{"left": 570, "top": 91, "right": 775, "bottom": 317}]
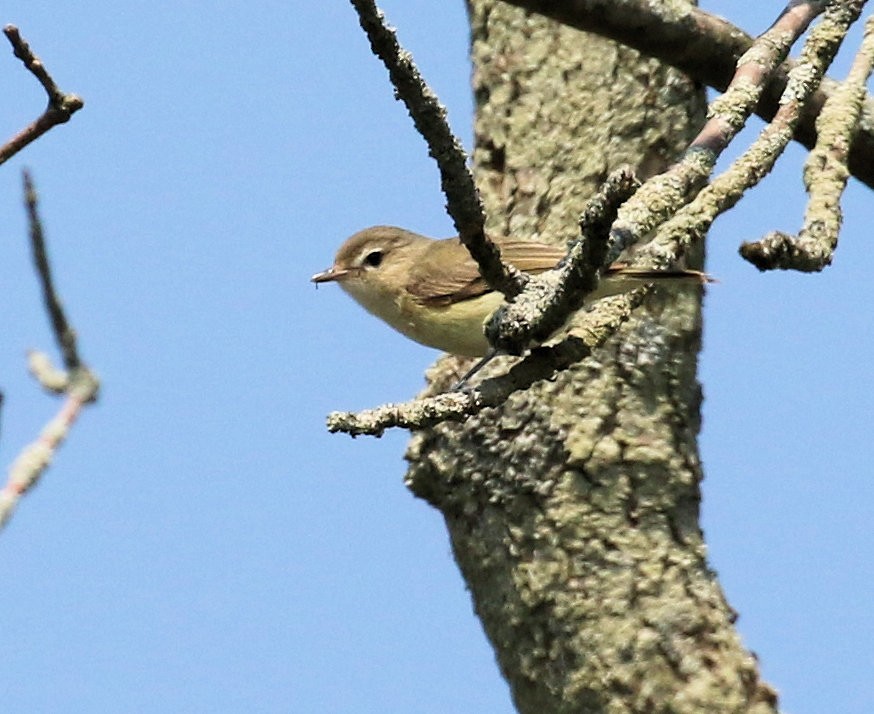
[
  {"left": 606, "top": 266, "right": 716, "bottom": 284},
  {"left": 590, "top": 264, "right": 716, "bottom": 301}
]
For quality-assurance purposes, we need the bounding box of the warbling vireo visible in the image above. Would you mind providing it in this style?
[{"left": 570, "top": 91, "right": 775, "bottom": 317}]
[{"left": 312, "top": 226, "right": 708, "bottom": 357}]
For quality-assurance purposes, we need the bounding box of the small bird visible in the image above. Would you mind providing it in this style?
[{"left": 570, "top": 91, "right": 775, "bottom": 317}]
[{"left": 312, "top": 226, "right": 709, "bottom": 357}]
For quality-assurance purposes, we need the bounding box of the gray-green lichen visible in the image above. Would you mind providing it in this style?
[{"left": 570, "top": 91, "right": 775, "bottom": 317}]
[{"left": 403, "top": 2, "right": 777, "bottom": 712}]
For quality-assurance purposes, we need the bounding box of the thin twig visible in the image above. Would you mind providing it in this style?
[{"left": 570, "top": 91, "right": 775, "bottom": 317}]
[
  {"left": 24, "top": 170, "right": 81, "bottom": 371},
  {"left": 327, "top": 290, "right": 648, "bottom": 436},
  {"left": 649, "top": 0, "right": 865, "bottom": 268},
  {"left": 348, "top": 0, "right": 528, "bottom": 299},
  {"left": 0, "top": 26, "right": 84, "bottom": 166},
  {"left": 740, "top": 11, "right": 874, "bottom": 271},
  {"left": 609, "top": 1, "right": 827, "bottom": 264},
  {"left": 484, "top": 168, "right": 641, "bottom": 355},
  {"left": 0, "top": 174, "right": 99, "bottom": 531}
]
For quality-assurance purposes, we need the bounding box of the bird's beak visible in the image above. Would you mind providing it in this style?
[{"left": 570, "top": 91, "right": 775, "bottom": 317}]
[{"left": 311, "top": 266, "right": 349, "bottom": 284}]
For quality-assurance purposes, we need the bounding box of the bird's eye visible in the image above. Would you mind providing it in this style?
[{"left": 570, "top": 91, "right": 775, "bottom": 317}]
[{"left": 363, "top": 250, "right": 383, "bottom": 268}]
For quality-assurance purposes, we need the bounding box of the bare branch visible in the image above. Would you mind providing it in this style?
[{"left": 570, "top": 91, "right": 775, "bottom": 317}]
[
  {"left": 0, "top": 26, "right": 84, "bottom": 166},
  {"left": 0, "top": 392, "right": 91, "bottom": 529},
  {"left": 500, "top": 0, "right": 874, "bottom": 191},
  {"left": 741, "top": 12, "right": 874, "bottom": 271},
  {"left": 610, "top": 1, "right": 826, "bottom": 263},
  {"left": 22, "top": 172, "right": 99, "bottom": 397},
  {"left": 652, "top": 0, "right": 865, "bottom": 267},
  {"left": 327, "top": 290, "right": 647, "bottom": 436},
  {"left": 485, "top": 167, "right": 640, "bottom": 355},
  {"left": 24, "top": 170, "right": 82, "bottom": 371},
  {"left": 349, "top": 0, "right": 528, "bottom": 299},
  {"left": 0, "top": 174, "right": 99, "bottom": 531},
  {"left": 331, "top": 1, "right": 865, "bottom": 436}
]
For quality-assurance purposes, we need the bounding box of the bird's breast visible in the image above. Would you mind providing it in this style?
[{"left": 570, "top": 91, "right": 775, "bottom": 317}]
[{"left": 341, "top": 279, "right": 502, "bottom": 357}]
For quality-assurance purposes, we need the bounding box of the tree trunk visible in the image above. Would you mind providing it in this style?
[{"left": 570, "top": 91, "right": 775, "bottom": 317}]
[{"left": 404, "top": 3, "right": 779, "bottom": 712}]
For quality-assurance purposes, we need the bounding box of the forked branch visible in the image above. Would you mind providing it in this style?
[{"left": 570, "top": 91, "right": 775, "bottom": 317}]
[
  {"left": 0, "top": 26, "right": 84, "bottom": 166},
  {"left": 0, "top": 173, "right": 99, "bottom": 530}
]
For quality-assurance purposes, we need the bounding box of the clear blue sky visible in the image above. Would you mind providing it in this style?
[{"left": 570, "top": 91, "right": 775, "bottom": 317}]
[{"left": 0, "top": 2, "right": 871, "bottom": 712}]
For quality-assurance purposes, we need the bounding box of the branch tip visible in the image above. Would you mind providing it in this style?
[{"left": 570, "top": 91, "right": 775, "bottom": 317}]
[{"left": 0, "top": 26, "right": 84, "bottom": 166}]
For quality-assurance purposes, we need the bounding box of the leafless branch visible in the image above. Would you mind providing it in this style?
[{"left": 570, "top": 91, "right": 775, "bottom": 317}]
[
  {"left": 610, "top": 1, "right": 827, "bottom": 263},
  {"left": 24, "top": 170, "right": 81, "bottom": 371},
  {"left": 500, "top": 0, "right": 874, "bottom": 191},
  {"left": 651, "top": 0, "right": 866, "bottom": 267},
  {"left": 0, "top": 26, "right": 84, "bottom": 166},
  {"left": 0, "top": 173, "right": 99, "bottom": 530},
  {"left": 741, "top": 12, "right": 874, "bottom": 271},
  {"left": 327, "top": 290, "right": 647, "bottom": 436},
  {"left": 349, "top": 0, "right": 529, "bottom": 299},
  {"left": 485, "top": 168, "right": 640, "bottom": 355}
]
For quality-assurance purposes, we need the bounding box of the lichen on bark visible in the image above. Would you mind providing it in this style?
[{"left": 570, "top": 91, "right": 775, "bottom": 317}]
[{"left": 404, "top": 2, "right": 778, "bottom": 712}]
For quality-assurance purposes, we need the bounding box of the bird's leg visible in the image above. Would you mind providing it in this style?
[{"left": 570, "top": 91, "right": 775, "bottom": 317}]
[{"left": 450, "top": 349, "right": 501, "bottom": 391}]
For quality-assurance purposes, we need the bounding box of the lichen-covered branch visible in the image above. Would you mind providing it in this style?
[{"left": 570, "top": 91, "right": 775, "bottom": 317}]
[
  {"left": 327, "top": 290, "right": 647, "bottom": 436},
  {"left": 0, "top": 390, "right": 90, "bottom": 529},
  {"left": 500, "top": 0, "right": 874, "bottom": 191},
  {"left": 651, "top": 0, "right": 865, "bottom": 267},
  {"left": 348, "top": 3, "right": 652, "bottom": 377},
  {"left": 0, "top": 174, "right": 99, "bottom": 531},
  {"left": 0, "top": 26, "right": 84, "bottom": 166},
  {"left": 485, "top": 167, "right": 640, "bottom": 355},
  {"left": 333, "top": 1, "right": 848, "bottom": 436},
  {"left": 609, "top": 1, "right": 827, "bottom": 263},
  {"left": 741, "top": 12, "right": 874, "bottom": 271},
  {"left": 348, "top": 0, "right": 528, "bottom": 299}
]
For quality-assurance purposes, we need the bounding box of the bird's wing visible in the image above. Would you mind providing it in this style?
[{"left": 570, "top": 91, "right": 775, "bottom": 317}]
[
  {"left": 406, "top": 239, "right": 712, "bottom": 307},
  {"left": 407, "top": 238, "right": 567, "bottom": 306}
]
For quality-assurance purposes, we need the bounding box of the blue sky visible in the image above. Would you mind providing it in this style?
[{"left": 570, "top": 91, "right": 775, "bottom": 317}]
[{"left": 0, "top": 2, "right": 871, "bottom": 712}]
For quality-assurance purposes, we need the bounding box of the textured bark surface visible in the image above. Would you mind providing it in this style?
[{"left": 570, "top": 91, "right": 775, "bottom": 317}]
[{"left": 404, "top": 3, "right": 779, "bottom": 713}]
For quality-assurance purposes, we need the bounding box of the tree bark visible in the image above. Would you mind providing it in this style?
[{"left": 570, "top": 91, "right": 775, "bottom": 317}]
[{"left": 404, "top": 3, "right": 779, "bottom": 712}]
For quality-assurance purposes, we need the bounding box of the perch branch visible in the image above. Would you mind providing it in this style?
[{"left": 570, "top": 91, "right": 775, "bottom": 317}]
[
  {"left": 327, "top": 290, "right": 648, "bottom": 436},
  {"left": 485, "top": 167, "right": 640, "bottom": 355}
]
